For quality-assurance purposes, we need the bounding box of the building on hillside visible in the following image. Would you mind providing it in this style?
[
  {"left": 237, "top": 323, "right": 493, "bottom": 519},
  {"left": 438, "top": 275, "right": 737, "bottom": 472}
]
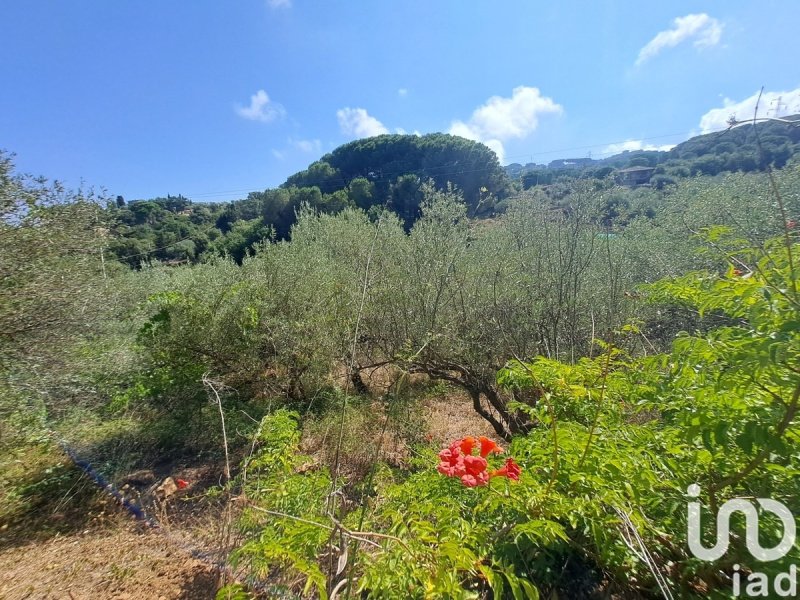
[
  {"left": 548, "top": 157, "right": 596, "bottom": 169},
  {"left": 616, "top": 166, "right": 655, "bottom": 186}
]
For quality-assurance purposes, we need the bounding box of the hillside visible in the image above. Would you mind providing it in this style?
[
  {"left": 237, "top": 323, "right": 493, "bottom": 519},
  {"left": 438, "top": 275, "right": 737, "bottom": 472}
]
[
  {"left": 505, "top": 114, "right": 800, "bottom": 187},
  {"left": 283, "top": 133, "right": 512, "bottom": 210},
  {"left": 107, "top": 134, "right": 512, "bottom": 265},
  {"left": 106, "top": 120, "right": 800, "bottom": 267}
]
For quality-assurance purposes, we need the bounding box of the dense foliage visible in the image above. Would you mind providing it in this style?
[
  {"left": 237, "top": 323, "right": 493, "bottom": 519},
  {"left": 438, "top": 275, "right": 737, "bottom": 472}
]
[
  {"left": 106, "top": 134, "right": 511, "bottom": 267},
  {"left": 3, "top": 145, "right": 800, "bottom": 599},
  {"left": 283, "top": 133, "right": 512, "bottom": 218},
  {"left": 222, "top": 213, "right": 800, "bottom": 599},
  {"left": 105, "top": 122, "right": 799, "bottom": 269},
  {"left": 507, "top": 117, "right": 800, "bottom": 191}
]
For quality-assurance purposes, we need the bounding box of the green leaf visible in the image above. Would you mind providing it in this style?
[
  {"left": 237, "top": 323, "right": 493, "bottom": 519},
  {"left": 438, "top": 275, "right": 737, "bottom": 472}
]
[
  {"left": 714, "top": 421, "right": 729, "bottom": 446},
  {"left": 519, "top": 579, "right": 540, "bottom": 600}
]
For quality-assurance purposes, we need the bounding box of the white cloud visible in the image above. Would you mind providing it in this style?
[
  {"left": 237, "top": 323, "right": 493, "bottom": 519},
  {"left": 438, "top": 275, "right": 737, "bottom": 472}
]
[
  {"left": 699, "top": 87, "right": 800, "bottom": 133},
  {"left": 398, "top": 88, "right": 408, "bottom": 97},
  {"left": 603, "top": 139, "right": 676, "bottom": 155},
  {"left": 447, "top": 86, "right": 562, "bottom": 164},
  {"left": 289, "top": 137, "right": 322, "bottom": 153},
  {"left": 336, "top": 107, "right": 389, "bottom": 138},
  {"left": 267, "top": 0, "right": 291, "bottom": 8},
  {"left": 271, "top": 149, "right": 286, "bottom": 160},
  {"left": 236, "top": 89, "right": 286, "bottom": 123},
  {"left": 636, "top": 13, "right": 723, "bottom": 66}
]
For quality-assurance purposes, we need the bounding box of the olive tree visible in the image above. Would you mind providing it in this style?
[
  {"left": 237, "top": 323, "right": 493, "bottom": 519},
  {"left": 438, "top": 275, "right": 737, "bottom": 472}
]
[{"left": 355, "top": 183, "right": 617, "bottom": 438}]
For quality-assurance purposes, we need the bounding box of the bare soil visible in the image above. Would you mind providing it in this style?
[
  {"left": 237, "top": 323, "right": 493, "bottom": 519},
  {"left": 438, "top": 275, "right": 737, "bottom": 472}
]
[
  {"left": 0, "top": 520, "right": 218, "bottom": 600},
  {"left": 0, "top": 383, "right": 503, "bottom": 600},
  {"left": 420, "top": 390, "right": 503, "bottom": 446}
]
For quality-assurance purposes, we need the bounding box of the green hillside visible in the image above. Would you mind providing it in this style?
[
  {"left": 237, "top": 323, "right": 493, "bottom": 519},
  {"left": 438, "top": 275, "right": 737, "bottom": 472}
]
[
  {"left": 107, "top": 134, "right": 512, "bottom": 266},
  {"left": 506, "top": 115, "right": 800, "bottom": 188},
  {"left": 4, "top": 146, "right": 800, "bottom": 598},
  {"left": 106, "top": 120, "right": 800, "bottom": 267}
]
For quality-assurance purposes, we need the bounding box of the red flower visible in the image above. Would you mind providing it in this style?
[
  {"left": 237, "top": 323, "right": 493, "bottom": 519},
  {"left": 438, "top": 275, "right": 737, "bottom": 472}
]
[
  {"left": 462, "top": 455, "right": 489, "bottom": 487},
  {"left": 438, "top": 447, "right": 466, "bottom": 477},
  {"left": 437, "top": 449, "right": 455, "bottom": 475},
  {"left": 437, "top": 461, "right": 456, "bottom": 477},
  {"left": 461, "top": 471, "right": 490, "bottom": 487},
  {"left": 463, "top": 455, "right": 487, "bottom": 475},
  {"left": 732, "top": 268, "right": 743, "bottom": 276},
  {"left": 478, "top": 436, "right": 502, "bottom": 458},
  {"left": 491, "top": 458, "right": 521, "bottom": 481},
  {"left": 438, "top": 436, "right": 520, "bottom": 487},
  {"left": 176, "top": 478, "right": 189, "bottom": 489},
  {"left": 458, "top": 436, "right": 476, "bottom": 456}
]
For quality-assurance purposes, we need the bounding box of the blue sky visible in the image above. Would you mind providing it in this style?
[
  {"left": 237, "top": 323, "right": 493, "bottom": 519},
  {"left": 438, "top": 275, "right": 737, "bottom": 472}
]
[{"left": 1, "top": 1, "right": 799, "bottom": 202}]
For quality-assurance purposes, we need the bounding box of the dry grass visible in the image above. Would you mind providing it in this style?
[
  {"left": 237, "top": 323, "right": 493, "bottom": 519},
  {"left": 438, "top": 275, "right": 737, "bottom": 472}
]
[
  {"left": 420, "top": 389, "right": 503, "bottom": 447},
  {"left": 299, "top": 382, "right": 504, "bottom": 489},
  {"left": 0, "top": 516, "right": 217, "bottom": 600},
  {"left": 300, "top": 400, "right": 411, "bottom": 484},
  {"left": 0, "top": 372, "right": 508, "bottom": 600},
  {"left": 0, "top": 442, "right": 236, "bottom": 599}
]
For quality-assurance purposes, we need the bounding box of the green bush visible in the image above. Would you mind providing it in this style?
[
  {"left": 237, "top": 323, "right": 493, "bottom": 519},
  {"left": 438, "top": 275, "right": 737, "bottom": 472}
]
[{"left": 230, "top": 226, "right": 799, "bottom": 598}]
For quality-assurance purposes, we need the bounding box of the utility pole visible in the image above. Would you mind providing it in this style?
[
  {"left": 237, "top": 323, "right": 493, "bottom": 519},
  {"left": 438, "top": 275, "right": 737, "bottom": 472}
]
[
  {"left": 770, "top": 96, "right": 786, "bottom": 117},
  {"left": 94, "top": 204, "right": 107, "bottom": 280}
]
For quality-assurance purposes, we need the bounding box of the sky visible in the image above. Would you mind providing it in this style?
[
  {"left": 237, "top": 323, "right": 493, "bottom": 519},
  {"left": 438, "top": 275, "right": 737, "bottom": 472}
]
[{"left": 1, "top": 1, "right": 799, "bottom": 202}]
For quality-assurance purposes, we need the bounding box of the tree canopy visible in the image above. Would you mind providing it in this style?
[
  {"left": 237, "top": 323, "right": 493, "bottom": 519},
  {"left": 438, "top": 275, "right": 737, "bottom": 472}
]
[
  {"left": 105, "top": 134, "right": 514, "bottom": 266},
  {"left": 283, "top": 133, "right": 512, "bottom": 216},
  {"left": 507, "top": 116, "right": 800, "bottom": 188},
  {"left": 103, "top": 123, "right": 800, "bottom": 268}
]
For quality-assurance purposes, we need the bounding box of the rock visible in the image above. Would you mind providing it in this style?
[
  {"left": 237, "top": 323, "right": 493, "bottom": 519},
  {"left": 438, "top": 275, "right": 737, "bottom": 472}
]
[
  {"left": 122, "top": 469, "right": 156, "bottom": 487},
  {"left": 155, "top": 477, "right": 178, "bottom": 499}
]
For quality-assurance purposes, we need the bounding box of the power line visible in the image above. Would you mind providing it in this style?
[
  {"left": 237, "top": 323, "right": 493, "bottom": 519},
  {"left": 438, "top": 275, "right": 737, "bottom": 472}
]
[
  {"left": 112, "top": 233, "right": 198, "bottom": 260},
  {"left": 502, "top": 130, "right": 696, "bottom": 162}
]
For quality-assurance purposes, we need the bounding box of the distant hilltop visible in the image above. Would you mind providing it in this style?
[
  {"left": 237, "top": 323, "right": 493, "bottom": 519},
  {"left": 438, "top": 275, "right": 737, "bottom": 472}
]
[
  {"left": 106, "top": 117, "right": 799, "bottom": 268},
  {"left": 505, "top": 114, "right": 800, "bottom": 182}
]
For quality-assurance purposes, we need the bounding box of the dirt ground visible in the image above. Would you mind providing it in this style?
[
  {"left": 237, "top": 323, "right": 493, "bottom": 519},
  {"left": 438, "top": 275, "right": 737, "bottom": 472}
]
[
  {"left": 421, "top": 390, "right": 503, "bottom": 446},
  {"left": 0, "top": 520, "right": 218, "bottom": 600},
  {"left": 0, "top": 451, "right": 224, "bottom": 600},
  {"left": 0, "top": 386, "right": 501, "bottom": 600}
]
